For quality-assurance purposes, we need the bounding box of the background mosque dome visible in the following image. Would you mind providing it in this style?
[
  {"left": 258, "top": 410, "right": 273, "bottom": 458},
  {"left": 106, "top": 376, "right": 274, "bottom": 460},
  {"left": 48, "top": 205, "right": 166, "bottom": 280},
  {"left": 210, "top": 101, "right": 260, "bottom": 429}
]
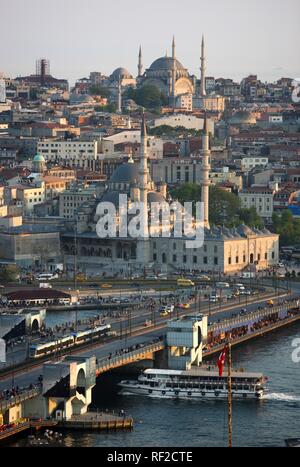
[
  {"left": 149, "top": 57, "right": 185, "bottom": 72},
  {"left": 69, "top": 93, "right": 95, "bottom": 105},
  {"left": 110, "top": 67, "right": 133, "bottom": 80},
  {"left": 229, "top": 110, "right": 256, "bottom": 125},
  {"left": 109, "top": 163, "right": 140, "bottom": 184},
  {"left": 33, "top": 154, "right": 45, "bottom": 162}
]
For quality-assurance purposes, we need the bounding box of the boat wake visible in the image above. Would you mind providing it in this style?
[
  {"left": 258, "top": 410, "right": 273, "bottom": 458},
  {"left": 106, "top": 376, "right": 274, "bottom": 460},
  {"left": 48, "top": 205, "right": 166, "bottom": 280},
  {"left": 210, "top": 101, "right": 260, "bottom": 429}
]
[{"left": 263, "top": 392, "right": 300, "bottom": 402}]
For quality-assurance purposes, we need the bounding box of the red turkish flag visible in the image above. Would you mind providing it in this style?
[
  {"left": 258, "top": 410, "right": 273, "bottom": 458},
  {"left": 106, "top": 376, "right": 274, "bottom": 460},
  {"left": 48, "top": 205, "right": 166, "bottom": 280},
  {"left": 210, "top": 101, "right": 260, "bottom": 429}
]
[{"left": 217, "top": 345, "right": 227, "bottom": 377}]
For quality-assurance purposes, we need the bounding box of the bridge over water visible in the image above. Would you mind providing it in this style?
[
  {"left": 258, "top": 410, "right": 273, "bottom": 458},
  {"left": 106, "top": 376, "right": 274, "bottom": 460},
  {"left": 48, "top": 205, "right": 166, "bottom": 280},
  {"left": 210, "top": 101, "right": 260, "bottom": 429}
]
[{"left": 0, "top": 298, "right": 299, "bottom": 436}]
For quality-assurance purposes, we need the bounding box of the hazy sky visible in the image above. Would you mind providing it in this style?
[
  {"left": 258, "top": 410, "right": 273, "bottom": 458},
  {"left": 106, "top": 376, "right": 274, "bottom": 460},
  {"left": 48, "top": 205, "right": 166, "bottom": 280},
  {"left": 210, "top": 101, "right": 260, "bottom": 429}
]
[{"left": 1, "top": 0, "right": 300, "bottom": 85}]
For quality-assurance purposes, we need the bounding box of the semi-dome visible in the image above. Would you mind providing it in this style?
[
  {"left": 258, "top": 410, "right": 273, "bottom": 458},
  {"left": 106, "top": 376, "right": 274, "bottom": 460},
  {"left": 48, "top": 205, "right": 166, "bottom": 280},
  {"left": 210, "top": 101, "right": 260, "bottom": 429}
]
[
  {"left": 110, "top": 67, "right": 133, "bottom": 80},
  {"left": 149, "top": 57, "right": 185, "bottom": 72},
  {"left": 110, "top": 163, "right": 139, "bottom": 183}
]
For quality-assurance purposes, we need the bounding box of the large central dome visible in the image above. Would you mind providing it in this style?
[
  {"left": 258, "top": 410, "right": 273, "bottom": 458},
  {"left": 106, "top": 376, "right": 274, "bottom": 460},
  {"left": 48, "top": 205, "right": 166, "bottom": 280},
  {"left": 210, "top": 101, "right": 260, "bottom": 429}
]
[{"left": 149, "top": 57, "right": 185, "bottom": 71}]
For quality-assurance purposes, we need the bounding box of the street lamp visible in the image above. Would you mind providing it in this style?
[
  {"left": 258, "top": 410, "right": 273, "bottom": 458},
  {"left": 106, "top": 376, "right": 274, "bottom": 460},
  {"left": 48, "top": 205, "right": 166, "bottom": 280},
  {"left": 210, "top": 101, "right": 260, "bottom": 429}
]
[
  {"left": 73, "top": 212, "right": 78, "bottom": 292},
  {"left": 75, "top": 290, "right": 80, "bottom": 332}
]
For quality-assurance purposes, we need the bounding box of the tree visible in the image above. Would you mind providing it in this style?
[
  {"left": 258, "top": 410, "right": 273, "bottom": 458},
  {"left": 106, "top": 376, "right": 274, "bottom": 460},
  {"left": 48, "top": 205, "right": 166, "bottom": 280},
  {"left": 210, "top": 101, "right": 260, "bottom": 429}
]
[
  {"left": 172, "top": 183, "right": 201, "bottom": 203},
  {"left": 124, "top": 85, "right": 166, "bottom": 111},
  {"left": 0, "top": 265, "right": 20, "bottom": 282},
  {"left": 171, "top": 183, "right": 264, "bottom": 228},
  {"left": 239, "top": 206, "right": 264, "bottom": 229},
  {"left": 89, "top": 85, "right": 111, "bottom": 98},
  {"left": 209, "top": 186, "right": 241, "bottom": 226},
  {"left": 94, "top": 103, "right": 117, "bottom": 113},
  {"left": 149, "top": 125, "right": 201, "bottom": 138},
  {"left": 272, "top": 210, "right": 300, "bottom": 246}
]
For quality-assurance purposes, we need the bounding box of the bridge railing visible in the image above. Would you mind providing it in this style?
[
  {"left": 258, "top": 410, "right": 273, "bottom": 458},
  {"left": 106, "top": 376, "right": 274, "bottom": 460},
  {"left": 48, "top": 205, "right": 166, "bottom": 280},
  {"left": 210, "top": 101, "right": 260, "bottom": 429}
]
[
  {"left": 0, "top": 387, "right": 42, "bottom": 414},
  {"left": 96, "top": 340, "right": 165, "bottom": 374},
  {"left": 209, "top": 299, "right": 300, "bottom": 333}
]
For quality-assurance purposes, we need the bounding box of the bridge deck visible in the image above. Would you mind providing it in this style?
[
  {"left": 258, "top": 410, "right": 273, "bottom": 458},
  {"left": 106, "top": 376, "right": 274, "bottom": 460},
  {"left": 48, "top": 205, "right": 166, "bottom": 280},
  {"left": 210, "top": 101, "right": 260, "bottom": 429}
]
[
  {"left": 0, "top": 387, "right": 42, "bottom": 414},
  {"left": 96, "top": 341, "right": 165, "bottom": 375}
]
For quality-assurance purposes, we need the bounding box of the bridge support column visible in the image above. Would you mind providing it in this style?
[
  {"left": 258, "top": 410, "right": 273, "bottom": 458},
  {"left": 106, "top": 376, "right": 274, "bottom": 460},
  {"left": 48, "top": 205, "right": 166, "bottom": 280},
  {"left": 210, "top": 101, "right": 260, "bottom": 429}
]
[
  {"left": 167, "top": 314, "right": 208, "bottom": 370},
  {"left": 154, "top": 349, "right": 168, "bottom": 369}
]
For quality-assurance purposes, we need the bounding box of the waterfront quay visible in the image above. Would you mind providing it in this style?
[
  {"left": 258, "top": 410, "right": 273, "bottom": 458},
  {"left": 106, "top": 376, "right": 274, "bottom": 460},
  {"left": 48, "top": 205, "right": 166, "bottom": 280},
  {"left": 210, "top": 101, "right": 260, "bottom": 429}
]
[
  {"left": 0, "top": 412, "right": 133, "bottom": 444},
  {"left": 59, "top": 411, "right": 133, "bottom": 431}
]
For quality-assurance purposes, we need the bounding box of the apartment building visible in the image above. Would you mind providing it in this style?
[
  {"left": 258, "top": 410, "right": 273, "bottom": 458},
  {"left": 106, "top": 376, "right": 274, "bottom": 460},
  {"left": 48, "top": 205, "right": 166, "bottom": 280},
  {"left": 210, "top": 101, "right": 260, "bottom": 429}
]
[{"left": 238, "top": 187, "right": 274, "bottom": 220}]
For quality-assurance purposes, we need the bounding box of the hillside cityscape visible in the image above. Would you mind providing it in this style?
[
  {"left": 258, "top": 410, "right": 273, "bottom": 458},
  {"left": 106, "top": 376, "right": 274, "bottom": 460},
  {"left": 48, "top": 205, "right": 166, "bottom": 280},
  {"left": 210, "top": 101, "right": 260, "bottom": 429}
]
[{"left": 0, "top": 0, "right": 300, "bottom": 452}]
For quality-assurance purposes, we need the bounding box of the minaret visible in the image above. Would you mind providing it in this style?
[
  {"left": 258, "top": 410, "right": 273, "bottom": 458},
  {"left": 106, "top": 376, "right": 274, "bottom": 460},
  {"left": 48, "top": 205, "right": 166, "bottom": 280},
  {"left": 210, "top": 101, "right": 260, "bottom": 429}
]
[
  {"left": 139, "top": 112, "right": 149, "bottom": 237},
  {"left": 138, "top": 46, "right": 143, "bottom": 77},
  {"left": 200, "top": 35, "right": 206, "bottom": 97},
  {"left": 117, "top": 78, "right": 122, "bottom": 113},
  {"left": 137, "top": 112, "right": 151, "bottom": 269},
  {"left": 201, "top": 115, "right": 210, "bottom": 229},
  {"left": 171, "top": 36, "right": 176, "bottom": 107}
]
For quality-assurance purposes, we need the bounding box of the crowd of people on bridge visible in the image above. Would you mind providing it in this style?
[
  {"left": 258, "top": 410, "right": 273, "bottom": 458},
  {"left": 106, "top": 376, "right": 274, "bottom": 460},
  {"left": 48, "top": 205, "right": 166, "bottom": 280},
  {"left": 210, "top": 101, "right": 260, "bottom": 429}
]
[
  {"left": 207, "top": 297, "right": 299, "bottom": 349},
  {"left": 0, "top": 379, "right": 42, "bottom": 403}
]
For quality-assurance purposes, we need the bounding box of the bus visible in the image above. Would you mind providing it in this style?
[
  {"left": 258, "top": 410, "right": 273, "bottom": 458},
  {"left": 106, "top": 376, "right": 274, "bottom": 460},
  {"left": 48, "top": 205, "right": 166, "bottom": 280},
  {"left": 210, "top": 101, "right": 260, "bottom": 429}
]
[
  {"left": 36, "top": 273, "right": 58, "bottom": 281},
  {"left": 177, "top": 278, "right": 195, "bottom": 287}
]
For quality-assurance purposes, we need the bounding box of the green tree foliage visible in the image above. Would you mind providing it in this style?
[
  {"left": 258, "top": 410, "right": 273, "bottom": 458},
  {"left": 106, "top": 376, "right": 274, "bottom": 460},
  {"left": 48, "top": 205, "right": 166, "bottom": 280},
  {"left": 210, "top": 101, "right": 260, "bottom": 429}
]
[
  {"left": 89, "top": 85, "right": 111, "bottom": 98},
  {"left": 239, "top": 206, "right": 264, "bottom": 229},
  {"left": 272, "top": 210, "right": 300, "bottom": 246},
  {"left": 171, "top": 184, "right": 263, "bottom": 228},
  {"left": 125, "top": 85, "right": 166, "bottom": 110},
  {"left": 148, "top": 125, "right": 201, "bottom": 138},
  {"left": 172, "top": 183, "right": 201, "bottom": 203},
  {"left": 0, "top": 265, "right": 20, "bottom": 282},
  {"left": 209, "top": 186, "right": 241, "bottom": 226},
  {"left": 94, "top": 103, "right": 117, "bottom": 113}
]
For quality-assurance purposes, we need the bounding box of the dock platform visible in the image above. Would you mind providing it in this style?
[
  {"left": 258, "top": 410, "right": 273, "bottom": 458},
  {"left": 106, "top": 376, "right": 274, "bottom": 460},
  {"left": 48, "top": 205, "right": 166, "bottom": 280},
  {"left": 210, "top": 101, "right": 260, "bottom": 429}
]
[
  {"left": 59, "top": 411, "right": 133, "bottom": 430},
  {"left": 0, "top": 420, "right": 58, "bottom": 443}
]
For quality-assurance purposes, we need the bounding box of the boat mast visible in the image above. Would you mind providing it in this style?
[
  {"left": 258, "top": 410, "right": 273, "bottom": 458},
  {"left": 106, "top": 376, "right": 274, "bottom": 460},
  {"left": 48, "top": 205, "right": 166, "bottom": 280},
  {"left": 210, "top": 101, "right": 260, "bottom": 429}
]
[{"left": 227, "top": 342, "right": 233, "bottom": 448}]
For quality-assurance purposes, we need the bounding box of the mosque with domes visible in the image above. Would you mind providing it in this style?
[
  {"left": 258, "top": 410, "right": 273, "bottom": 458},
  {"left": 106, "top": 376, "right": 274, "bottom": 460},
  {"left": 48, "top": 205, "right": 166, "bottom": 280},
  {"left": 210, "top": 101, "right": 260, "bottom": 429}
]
[
  {"left": 137, "top": 38, "right": 196, "bottom": 102},
  {"left": 61, "top": 115, "right": 279, "bottom": 277},
  {"left": 104, "top": 36, "right": 208, "bottom": 111}
]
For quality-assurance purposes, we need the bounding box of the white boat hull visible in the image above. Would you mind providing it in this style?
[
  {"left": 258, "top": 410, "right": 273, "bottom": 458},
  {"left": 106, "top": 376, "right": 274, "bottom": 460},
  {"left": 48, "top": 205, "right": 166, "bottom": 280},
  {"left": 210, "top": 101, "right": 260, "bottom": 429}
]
[{"left": 119, "top": 382, "right": 263, "bottom": 400}]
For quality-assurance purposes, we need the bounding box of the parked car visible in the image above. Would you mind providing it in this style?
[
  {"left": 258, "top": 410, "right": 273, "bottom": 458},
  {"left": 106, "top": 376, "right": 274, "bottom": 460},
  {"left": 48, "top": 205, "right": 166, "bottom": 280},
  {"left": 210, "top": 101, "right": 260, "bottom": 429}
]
[
  {"left": 216, "top": 282, "right": 230, "bottom": 289},
  {"left": 160, "top": 310, "right": 169, "bottom": 317},
  {"left": 177, "top": 303, "right": 190, "bottom": 309},
  {"left": 196, "top": 275, "right": 211, "bottom": 281}
]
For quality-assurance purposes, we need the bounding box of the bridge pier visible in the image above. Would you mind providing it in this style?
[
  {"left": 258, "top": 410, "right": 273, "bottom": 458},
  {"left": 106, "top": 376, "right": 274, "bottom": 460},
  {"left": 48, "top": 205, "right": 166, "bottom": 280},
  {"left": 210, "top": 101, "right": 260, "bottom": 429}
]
[
  {"left": 154, "top": 348, "right": 168, "bottom": 369},
  {"left": 167, "top": 314, "right": 208, "bottom": 370},
  {"left": 41, "top": 356, "right": 96, "bottom": 421}
]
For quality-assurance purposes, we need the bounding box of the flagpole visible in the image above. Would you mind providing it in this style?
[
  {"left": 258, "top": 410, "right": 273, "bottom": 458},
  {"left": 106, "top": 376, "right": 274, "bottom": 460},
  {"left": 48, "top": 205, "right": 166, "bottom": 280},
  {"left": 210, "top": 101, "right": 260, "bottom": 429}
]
[{"left": 227, "top": 342, "right": 233, "bottom": 448}]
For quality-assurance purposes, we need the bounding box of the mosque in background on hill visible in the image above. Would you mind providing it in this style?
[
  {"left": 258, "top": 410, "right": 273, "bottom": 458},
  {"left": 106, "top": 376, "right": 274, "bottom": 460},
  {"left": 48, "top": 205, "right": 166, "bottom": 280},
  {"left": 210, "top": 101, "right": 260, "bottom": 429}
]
[{"left": 106, "top": 36, "right": 209, "bottom": 109}]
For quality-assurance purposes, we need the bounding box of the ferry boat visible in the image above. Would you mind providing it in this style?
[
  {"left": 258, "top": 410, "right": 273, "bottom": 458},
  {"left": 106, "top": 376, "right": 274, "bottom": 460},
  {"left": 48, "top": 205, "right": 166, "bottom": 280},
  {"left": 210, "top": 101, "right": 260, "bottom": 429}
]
[{"left": 119, "top": 367, "right": 266, "bottom": 400}]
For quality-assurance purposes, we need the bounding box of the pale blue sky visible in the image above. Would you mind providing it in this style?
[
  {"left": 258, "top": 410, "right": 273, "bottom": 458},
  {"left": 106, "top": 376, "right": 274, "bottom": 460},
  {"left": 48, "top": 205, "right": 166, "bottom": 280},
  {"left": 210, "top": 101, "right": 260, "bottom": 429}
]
[{"left": 1, "top": 0, "right": 300, "bottom": 85}]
